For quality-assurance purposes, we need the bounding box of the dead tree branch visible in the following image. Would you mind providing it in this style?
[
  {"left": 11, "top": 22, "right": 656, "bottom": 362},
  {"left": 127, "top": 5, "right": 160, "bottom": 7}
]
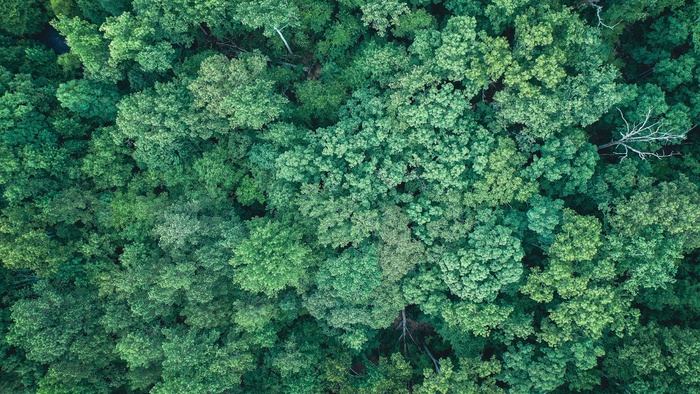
[
  {"left": 598, "top": 108, "right": 691, "bottom": 161},
  {"left": 424, "top": 344, "right": 440, "bottom": 374},
  {"left": 273, "top": 26, "right": 293, "bottom": 55},
  {"left": 395, "top": 309, "right": 421, "bottom": 355},
  {"left": 581, "top": 0, "right": 622, "bottom": 29}
]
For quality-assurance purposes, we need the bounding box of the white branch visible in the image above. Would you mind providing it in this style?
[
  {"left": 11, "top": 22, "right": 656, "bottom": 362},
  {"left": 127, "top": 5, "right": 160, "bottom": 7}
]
[
  {"left": 395, "top": 309, "right": 420, "bottom": 355},
  {"left": 598, "top": 108, "right": 691, "bottom": 161},
  {"left": 424, "top": 344, "right": 440, "bottom": 374},
  {"left": 585, "top": 1, "right": 622, "bottom": 30},
  {"left": 273, "top": 26, "right": 293, "bottom": 55}
]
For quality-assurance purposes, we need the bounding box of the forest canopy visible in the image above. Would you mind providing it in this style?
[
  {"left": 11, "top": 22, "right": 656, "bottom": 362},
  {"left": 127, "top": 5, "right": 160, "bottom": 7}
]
[{"left": 1, "top": 0, "right": 700, "bottom": 392}]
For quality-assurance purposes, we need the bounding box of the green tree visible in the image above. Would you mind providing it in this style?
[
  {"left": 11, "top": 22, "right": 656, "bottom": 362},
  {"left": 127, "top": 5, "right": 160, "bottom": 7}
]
[
  {"left": 439, "top": 212, "right": 524, "bottom": 303},
  {"left": 0, "top": 0, "right": 46, "bottom": 36},
  {"left": 230, "top": 217, "right": 314, "bottom": 297},
  {"left": 189, "top": 54, "right": 287, "bottom": 130},
  {"left": 56, "top": 79, "right": 119, "bottom": 122},
  {"left": 304, "top": 245, "right": 404, "bottom": 350},
  {"left": 52, "top": 16, "right": 121, "bottom": 82}
]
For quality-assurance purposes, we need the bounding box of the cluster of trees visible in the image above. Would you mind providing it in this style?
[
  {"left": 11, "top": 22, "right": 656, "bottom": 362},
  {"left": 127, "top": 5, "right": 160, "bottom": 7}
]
[{"left": 1, "top": 0, "right": 699, "bottom": 392}]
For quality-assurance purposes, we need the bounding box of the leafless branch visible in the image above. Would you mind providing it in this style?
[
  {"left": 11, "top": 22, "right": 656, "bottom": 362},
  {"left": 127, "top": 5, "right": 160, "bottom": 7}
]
[
  {"left": 424, "top": 344, "right": 440, "bottom": 374},
  {"left": 273, "top": 26, "right": 294, "bottom": 55},
  {"left": 582, "top": 0, "right": 622, "bottom": 29},
  {"left": 395, "top": 309, "right": 421, "bottom": 355},
  {"left": 598, "top": 108, "right": 691, "bottom": 161}
]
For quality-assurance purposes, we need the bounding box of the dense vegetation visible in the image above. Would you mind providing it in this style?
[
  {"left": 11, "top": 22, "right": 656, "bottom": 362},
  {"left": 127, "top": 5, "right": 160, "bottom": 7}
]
[{"left": 1, "top": 0, "right": 699, "bottom": 392}]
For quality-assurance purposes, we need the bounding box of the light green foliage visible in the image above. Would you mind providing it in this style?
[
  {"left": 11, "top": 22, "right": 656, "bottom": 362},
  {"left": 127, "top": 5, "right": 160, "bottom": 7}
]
[
  {"left": 350, "top": 41, "right": 410, "bottom": 88},
  {"left": 230, "top": 217, "right": 313, "bottom": 297},
  {"left": 377, "top": 206, "right": 425, "bottom": 282},
  {"left": 304, "top": 245, "right": 404, "bottom": 349},
  {"left": 194, "top": 142, "right": 247, "bottom": 201},
  {"left": 360, "top": 0, "right": 409, "bottom": 37},
  {"left": 347, "top": 353, "right": 413, "bottom": 394},
  {"left": 101, "top": 13, "right": 176, "bottom": 73},
  {"left": 49, "top": 0, "right": 77, "bottom": 18},
  {"left": 522, "top": 210, "right": 636, "bottom": 349},
  {"left": 541, "top": 285, "right": 638, "bottom": 346},
  {"left": 81, "top": 127, "right": 134, "bottom": 189},
  {"left": 524, "top": 129, "right": 599, "bottom": 197},
  {"left": 548, "top": 209, "right": 602, "bottom": 263},
  {"left": 0, "top": 78, "right": 67, "bottom": 203},
  {"left": 258, "top": 320, "right": 334, "bottom": 392},
  {"left": 442, "top": 299, "right": 515, "bottom": 338},
  {"left": 114, "top": 77, "right": 232, "bottom": 181},
  {"left": 152, "top": 327, "right": 254, "bottom": 394},
  {"left": 235, "top": 0, "right": 301, "bottom": 51},
  {"left": 189, "top": 54, "right": 287, "bottom": 130},
  {"left": 52, "top": 17, "right": 121, "bottom": 82},
  {"left": 464, "top": 134, "right": 537, "bottom": 207},
  {"left": 604, "top": 323, "right": 700, "bottom": 392},
  {"left": 8, "top": 280, "right": 123, "bottom": 393},
  {"left": 295, "top": 78, "right": 347, "bottom": 125},
  {"left": 0, "top": 224, "right": 69, "bottom": 273},
  {"left": 316, "top": 11, "right": 363, "bottom": 59},
  {"left": 603, "top": 177, "right": 700, "bottom": 291},
  {"left": 500, "top": 343, "right": 586, "bottom": 394},
  {"left": 273, "top": 88, "right": 405, "bottom": 247},
  {"left": 494, "top": 6, "right": 624, "bottom": 140},
  {"left": 131, "top": 0, "right": 235, "bottom": 43},
  {"left": 392, "top": 9, "right": 435, "bottom": 39},
  {"left": 416, "top": 357, "right": 504, "bottom": 394},
  {"left": 434, "top": 16, "right": 490, "bottom": 96}
]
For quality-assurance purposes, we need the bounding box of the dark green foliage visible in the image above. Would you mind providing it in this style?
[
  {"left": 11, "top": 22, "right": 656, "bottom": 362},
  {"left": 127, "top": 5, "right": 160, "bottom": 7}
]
[
  {"left": 0, "top": 0, "right": 47, "bottom": 36},
  {"left": 2, "top": 0, "right": 700, "bottom": 393}
]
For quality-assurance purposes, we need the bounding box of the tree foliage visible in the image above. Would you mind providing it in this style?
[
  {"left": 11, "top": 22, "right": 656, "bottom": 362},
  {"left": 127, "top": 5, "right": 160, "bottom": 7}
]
[{"left": 2, "top": 0, "right": 700, "bottom": 392}]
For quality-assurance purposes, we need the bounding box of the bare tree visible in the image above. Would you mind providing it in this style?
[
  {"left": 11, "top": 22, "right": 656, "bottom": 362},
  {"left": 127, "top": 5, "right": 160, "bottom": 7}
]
[{"left": 598, "top": 108, "right": 692, "bottom": 161}]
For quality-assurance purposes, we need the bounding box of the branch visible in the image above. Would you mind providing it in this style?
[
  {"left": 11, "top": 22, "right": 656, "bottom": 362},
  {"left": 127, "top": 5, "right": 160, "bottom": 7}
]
[
  {"left": 598, "top": 108, "right": 691, "bottom": 161},
  {"left": 586, "top": 1, "right": 622, "bottom": 29},
  {"left": 273, "top": 26, "right": 293, "bottom": 55},
  {"left": 424, "top": 344, "right": 440, "bottom": 374},
  {"left": 395, "top": 309, "right": 421, "bottom": 355}
]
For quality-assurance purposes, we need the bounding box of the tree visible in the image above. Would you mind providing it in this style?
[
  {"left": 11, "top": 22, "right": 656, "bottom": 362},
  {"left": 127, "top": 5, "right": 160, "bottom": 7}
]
[
  {"left": 0, "top": 0, "right": 46, "bottom": 36},
  {"left": 304, "top": 245, "right": 404, "bottom": 350},
  {"left": 56, "top": 79, "right": 120, "bottom": 122},
  {"left": 3, "top": 0, "right": 700, "bottom": 392},
  {"left": 114, "top": 79, "right": 220, "bottom": 175},
  {"left": 230, "top": 217, "right": 313, "bottom": 297},
  {"left": 100, "top": 13, "right": 176, "bottom": 73},
  {"left": 359, "top": 0, "right": 409, "bottom": 37},
  {"left": 439, "top": 213, "right": 524, "bottom": 304},
  {"left": 235, "top": 0, "right": 300, "bottom": 54},
  {"left": 7, "top": 279, "right": 125, "bottom": 393},
  {"left": 52, "top": 16, "right": 122, "bottom": 82},
  {"left": 604, "top": 176, "right": 700, "bottom": 290},
  {"left": 188, "top": 54, "right": 287, "bottom": 130},
  {"left": 152, "top": 327, "right": 254, "bottom": 394}
]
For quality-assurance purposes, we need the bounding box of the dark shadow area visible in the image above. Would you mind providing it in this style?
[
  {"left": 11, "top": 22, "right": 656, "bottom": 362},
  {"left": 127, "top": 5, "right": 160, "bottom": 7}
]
[{"left": 34, "top": 25, "right": 69, "bottom": 54}]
